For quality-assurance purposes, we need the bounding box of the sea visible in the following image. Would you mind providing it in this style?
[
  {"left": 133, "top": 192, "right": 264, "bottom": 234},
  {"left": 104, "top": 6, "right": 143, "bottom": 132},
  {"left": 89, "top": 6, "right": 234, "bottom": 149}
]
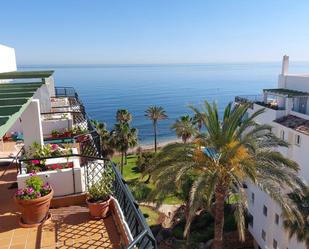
[{"left": 19, "top": 62, "right": 309, "bottom": 146}]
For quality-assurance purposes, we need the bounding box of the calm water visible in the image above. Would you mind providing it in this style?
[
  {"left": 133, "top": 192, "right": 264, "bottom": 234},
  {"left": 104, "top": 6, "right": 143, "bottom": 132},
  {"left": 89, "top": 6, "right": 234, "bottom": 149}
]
[{"left": 20, "top": 62, "right": 309, "bottom": 145}]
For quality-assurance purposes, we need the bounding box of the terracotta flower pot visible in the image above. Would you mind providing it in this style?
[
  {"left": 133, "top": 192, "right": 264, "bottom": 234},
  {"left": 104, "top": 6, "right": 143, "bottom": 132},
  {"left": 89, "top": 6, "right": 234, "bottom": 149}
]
[
  {"left": 14, "top": 189, "right": 53, "bottom": 226},
  {"left": 86, "top": 197, "right": 111, "bottom": 219}
]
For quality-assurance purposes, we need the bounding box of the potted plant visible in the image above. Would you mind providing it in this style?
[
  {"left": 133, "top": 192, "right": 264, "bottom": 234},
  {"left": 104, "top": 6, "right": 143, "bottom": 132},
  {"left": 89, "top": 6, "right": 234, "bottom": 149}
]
[
  {"left": 86, "top": 166, "right": 114, "bottom": 219},
  {"left": 14, "top": 174, "right": 53, "bottom": 227},
  {"left": 51, "top": 129, "right": 59, "bottom": 138}
]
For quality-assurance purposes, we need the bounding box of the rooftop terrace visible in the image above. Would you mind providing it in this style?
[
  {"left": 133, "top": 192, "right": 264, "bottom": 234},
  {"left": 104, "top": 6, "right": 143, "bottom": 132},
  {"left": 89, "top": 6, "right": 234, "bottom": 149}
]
[
  {"left": 0, "top": 164, "right": 121, "bottom": 249},
  {"left": 275, "top": 115, "right": 309, "bottom": 135},
  {"left": 263, "top": 88, "right": 309, "bottom": 97}
]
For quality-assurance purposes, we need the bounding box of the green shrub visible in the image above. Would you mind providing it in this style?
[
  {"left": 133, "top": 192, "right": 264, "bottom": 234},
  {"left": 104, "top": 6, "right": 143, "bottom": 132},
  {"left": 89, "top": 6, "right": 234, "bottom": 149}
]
[
  {"left": 136, "top": 151, "right": 155, "bottom": 172},
  {"left": 205, "top": 227, "right": 214, "bottom": 241},
  {"left": 224, "top": 214, "right": 237, "bottom": 232},
  {"left": 130, "top": 183, "right": 151, "bottom": 201},
  {"left": 172, "top": 224, "right": 185, "bottom": 239},
  {"left": 192, "top": 212, "right": 214, "bottom": 230}
]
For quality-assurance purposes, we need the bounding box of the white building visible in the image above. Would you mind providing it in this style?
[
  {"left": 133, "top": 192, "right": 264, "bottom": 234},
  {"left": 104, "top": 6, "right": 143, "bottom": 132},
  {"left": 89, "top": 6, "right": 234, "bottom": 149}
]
[
  {"left": 0, "top": 44, "right": 17, "bottom": 81},
  {"left": 236, "top": 56, "right": 308, "bottom": 249}
]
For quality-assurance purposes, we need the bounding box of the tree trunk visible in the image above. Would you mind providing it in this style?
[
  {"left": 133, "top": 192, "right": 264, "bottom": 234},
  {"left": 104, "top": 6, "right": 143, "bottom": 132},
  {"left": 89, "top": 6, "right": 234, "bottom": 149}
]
[
  {"left": 125, "top": 151, "right": 127, "bottom": 165},
  {"left": 121, "top": 152, "right": 124, "bottom": 174},
  {"left": 213, "top": 184, "right": 226, "bottom": 249},
  {"left": 153, "top": 121, "right": 157, "bottom": 152}
]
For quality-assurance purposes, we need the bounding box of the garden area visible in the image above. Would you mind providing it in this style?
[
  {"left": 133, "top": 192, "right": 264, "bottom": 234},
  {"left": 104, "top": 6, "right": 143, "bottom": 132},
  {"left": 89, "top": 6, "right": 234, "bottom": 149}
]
[{"left": 113, "top": 154, "right": 183, "bottom": 205}]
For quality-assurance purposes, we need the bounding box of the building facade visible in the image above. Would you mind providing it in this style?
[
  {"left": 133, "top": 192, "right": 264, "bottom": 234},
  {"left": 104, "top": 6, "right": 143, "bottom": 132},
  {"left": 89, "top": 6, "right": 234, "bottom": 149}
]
[{"left": 237, "top": 56, "right": 308, "bottom": 249}]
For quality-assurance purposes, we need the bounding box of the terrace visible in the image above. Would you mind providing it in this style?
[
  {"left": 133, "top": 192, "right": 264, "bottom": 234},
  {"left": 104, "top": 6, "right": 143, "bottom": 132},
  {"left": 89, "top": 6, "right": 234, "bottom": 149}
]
[
  {"left": 0, "top": 71, "right": 156, "bottom": 249},
  {"left": 275, "top": 114, "right": 309, "bottom": 136},
  {"left": 235, "top": 88, "right": 309, "bottom": 114}
]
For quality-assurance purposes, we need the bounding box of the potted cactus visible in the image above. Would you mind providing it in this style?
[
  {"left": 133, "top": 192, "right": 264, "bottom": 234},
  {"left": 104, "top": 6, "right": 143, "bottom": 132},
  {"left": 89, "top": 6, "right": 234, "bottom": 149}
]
[
  {"left": 86, "top": 166, "right": 114, "bottom": 219},
  {"left": 14, "top": 174, "right": 53, "bottom": 227}
]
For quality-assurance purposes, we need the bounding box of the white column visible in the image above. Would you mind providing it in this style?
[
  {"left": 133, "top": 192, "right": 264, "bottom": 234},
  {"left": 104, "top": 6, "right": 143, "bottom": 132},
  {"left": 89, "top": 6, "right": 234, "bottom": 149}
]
[
  {"left": 281, "top": 55, "right": 289, "bottom": 75},
  {"left": 44, "top": 76, "right": 55, "bottom": 97},
  {"left": 21, "top": 99, "right": 44, "bottom": 149}
]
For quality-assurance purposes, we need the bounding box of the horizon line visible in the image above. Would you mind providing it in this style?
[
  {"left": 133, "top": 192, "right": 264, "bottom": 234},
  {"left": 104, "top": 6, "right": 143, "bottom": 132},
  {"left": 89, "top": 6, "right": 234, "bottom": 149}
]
[{"left": 18, "top": 60, "right": 309, "bottom": 67}]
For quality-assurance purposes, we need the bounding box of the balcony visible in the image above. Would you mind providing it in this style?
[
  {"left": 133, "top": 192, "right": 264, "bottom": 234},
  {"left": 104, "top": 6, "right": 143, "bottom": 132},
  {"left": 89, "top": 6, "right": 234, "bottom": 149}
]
[
  {"left": 235, "top": 94, "right": 285, "bottom": 111},
  {"left": 0, "top": 85, "right": 156, "bottom": 249}
]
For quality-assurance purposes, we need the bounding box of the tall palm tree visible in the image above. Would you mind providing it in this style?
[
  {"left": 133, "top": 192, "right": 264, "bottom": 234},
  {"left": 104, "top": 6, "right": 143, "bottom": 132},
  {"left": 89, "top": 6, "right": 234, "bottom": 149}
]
[
  {"left": 116, "top": 109, "right": 132, "bottom": 124},
  {"left": 283, "top": 187, "right": 309, "bottom": 247},
  {"left": 171, "top": 115, "right": 197, "bottom": 143},
  {"left": 91, "top": 120, "right": 114, "bottom": 158},
  {"left": 145, "top": 106, "right": 167, "bottom": 152},
  {"left": 146, "top": 101, "right": 304, "bottom": 249},
  {"left": 111, "top": 122, "right": 138, "bottom": 174}
]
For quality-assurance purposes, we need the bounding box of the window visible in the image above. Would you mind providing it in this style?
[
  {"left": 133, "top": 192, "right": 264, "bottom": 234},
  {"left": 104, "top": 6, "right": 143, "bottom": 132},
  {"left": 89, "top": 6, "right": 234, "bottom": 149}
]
[
  {"left": 261, "top": 229, "right": 266, "bottom": 241},
  {"left": 295, "top": 134, "right": 301, "bottom": 146},
  {"left": 263, "top": 205, "right": 268, "bottom": 216},
  {"left": 275, "top": 213, "right": 279, "bottom": 225},
  {"left": 251, "top": 192, "right": 255, "bottom": 204},
  {"left": 280, "top": 130, "right": 285, "bottom": 140},
  {"left": 273, "top": 239, "right": 278, "bottom": 249},
  {"left": 248, "top": 213, "right": 254, "bottom": 227}
]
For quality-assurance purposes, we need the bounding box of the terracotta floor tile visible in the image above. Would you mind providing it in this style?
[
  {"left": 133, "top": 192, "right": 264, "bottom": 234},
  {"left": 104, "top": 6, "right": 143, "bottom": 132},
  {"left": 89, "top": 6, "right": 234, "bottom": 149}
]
[
  {"left": 8, "top": 245, "right": 25, "bottom": 249},
  {"left": 0, "top": 230, "right": 14, "bottom": 239},
  {"left": 0, "top": 237, "right": 12, "bottom": 246},
  {"left": 0, "top": 165, "right": 123, "bottom": 249}
]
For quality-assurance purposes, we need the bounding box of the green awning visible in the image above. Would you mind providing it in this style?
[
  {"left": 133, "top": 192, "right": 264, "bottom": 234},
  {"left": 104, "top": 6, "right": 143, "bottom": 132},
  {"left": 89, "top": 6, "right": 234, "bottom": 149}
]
[
  {"left": 0, "top": 82, "right": 44, "bottom": 138},
  {"left": 0, "top": 70, "right": 54, "bottom": 79}
]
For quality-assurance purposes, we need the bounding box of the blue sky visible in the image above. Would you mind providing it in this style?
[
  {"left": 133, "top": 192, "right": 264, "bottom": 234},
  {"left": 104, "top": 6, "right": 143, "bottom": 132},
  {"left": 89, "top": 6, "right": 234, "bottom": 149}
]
[{"left": 1, "top": 0, "right": 309, "bottom": 64}]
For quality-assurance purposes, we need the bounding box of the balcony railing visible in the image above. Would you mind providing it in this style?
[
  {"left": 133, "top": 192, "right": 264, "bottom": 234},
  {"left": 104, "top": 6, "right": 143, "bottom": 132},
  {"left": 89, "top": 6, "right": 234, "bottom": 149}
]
[
  {"left": 235, "top": 95, "right": 285, "bottom": 111},
  {"left": 33, "top": 86, "right": 156, "bottom": 248}
]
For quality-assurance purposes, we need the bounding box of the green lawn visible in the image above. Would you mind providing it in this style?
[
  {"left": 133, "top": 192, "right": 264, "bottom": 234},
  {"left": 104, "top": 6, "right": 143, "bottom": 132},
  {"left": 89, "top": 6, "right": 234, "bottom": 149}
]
[
  {"left": 113, "top": 154, "right": 183, "bottom": 205},
  {"left": 139, "top": 206, "right": 160, "bottom": 226}
]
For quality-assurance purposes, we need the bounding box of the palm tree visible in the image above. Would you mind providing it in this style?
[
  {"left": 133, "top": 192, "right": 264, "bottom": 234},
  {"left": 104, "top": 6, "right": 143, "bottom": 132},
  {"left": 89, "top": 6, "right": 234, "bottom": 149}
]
[
  {"left": 91, "top": 120, "right": 114, "bottom": 158},
  {"left": 171, "top": 115, "right": 197, "bottom": 143},
  {"left": 146, "top": 101, "right": 304, "bottom": 249},
  {"left": 145, "top": 106, "right": 168, "bottom": 152},
  {"left": 111, "top": 122, "right": 138, "bottom": 174},
  {"left": 116, "top": 109, "right": 132, "bottom": 124},
  {"left": 193, "top": 112, "right": 204, "bottom": 131},
  {"left": 283, "top": 187, "right": 309, "bottom": 247}
]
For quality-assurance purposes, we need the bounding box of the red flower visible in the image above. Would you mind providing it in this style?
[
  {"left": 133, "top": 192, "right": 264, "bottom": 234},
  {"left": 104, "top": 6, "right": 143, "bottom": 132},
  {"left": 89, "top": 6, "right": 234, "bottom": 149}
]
[{"left": 51, "top": 164, "right": 57, "bottom": 170}]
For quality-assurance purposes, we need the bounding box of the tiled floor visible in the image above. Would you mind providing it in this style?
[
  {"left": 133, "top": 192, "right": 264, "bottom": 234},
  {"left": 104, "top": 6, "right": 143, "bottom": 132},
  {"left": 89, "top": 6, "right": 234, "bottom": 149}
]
[{"left": 0, "top": 164, "right": 122, "bottom": 249}]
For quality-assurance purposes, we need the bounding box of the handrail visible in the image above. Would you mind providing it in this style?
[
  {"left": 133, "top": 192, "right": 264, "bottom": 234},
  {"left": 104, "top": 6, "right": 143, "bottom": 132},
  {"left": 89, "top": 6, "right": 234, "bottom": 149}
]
[
  {"left": 48, "top": 86, "right": 156, "bottom": 248},
  {"left": 0, "top": 146, "right": 24, "bottom": 179}
]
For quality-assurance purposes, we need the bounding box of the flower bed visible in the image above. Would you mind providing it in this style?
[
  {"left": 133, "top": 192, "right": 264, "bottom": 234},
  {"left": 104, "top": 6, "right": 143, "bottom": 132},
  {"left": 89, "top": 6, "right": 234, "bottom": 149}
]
[
  {"left": 25, "top": 143, "right": 73, "bottom": 173},
  {"left": 46, "top": 162, "right": 74, "bottom": 170},
  {"left": 18, "top": 148, "right": 85, "bottom": 197},
  {"left": 50, "top": 127, "right": 86, "bottom": 139}
]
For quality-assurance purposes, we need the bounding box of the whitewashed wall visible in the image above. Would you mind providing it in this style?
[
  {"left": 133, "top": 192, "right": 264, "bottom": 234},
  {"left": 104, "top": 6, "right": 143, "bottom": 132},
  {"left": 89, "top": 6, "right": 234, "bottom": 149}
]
[
  {"left": 278, "top": 74, "right": 309, "bottom": 92},
  {"left": 0, "top": 44, "right": 16, "bottom": 79}
]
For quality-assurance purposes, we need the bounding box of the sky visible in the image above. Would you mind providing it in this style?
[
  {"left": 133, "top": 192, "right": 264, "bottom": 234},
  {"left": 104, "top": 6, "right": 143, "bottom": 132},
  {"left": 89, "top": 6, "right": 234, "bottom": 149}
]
[{"left": 1, "top": 0, "right": 309, "bottom": 65}]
